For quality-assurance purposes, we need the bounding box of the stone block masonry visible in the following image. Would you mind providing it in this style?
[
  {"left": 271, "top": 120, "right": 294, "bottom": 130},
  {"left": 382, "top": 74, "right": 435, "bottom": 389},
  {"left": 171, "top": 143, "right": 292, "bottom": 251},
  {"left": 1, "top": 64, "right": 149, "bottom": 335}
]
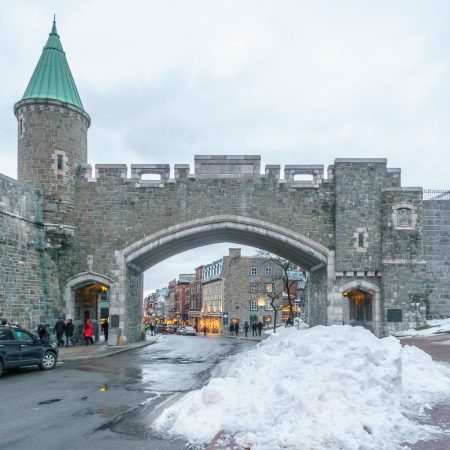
[
  {"left": 423, "top": 200, "right": 450, "bottom": 317},
  {"left": 0, "top": 174, "right": 62, "bottom": 330}
]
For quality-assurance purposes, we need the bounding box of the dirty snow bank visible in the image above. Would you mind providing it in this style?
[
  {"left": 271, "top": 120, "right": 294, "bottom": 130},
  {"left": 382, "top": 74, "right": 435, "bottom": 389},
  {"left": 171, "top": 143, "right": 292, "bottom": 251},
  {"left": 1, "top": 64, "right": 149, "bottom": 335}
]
[
  {"left": 395, "top": 317, "right": 450, "bottom": 337},
  {"left": 154, "top": 325, "right": 450, "bottom": 449}
]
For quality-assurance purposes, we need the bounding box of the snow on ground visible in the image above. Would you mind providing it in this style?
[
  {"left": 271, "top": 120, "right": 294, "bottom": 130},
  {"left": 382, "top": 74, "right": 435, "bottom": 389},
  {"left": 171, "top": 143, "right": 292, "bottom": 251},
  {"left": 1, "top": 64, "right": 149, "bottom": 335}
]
[
  {"left": 394, "top": 318, "right": 450, "bottom": 337},
  {"left": 153, "top": 325, "right": 450, "bottom": 450}
]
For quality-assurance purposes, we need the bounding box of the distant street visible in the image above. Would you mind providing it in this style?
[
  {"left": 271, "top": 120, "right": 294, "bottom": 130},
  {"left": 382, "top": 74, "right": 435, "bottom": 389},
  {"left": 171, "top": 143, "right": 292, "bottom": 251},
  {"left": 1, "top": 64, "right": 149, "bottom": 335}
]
[{"left": 0, "top": 335, "right": 256, "bottom": 450}]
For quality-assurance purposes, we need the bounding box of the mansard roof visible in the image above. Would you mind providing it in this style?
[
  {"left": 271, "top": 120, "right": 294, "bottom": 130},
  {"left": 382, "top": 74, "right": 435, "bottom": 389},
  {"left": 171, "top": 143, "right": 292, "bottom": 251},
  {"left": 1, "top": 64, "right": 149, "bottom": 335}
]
[{"left": 22, "top": 18, "right": 85, "bottom": 111}]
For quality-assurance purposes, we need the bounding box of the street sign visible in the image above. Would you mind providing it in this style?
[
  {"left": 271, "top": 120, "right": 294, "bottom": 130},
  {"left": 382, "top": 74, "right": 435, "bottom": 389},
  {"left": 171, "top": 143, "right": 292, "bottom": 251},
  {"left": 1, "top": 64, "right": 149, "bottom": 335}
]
[{"left": 223, "top": 312, "right": 229, "bottom": 325}]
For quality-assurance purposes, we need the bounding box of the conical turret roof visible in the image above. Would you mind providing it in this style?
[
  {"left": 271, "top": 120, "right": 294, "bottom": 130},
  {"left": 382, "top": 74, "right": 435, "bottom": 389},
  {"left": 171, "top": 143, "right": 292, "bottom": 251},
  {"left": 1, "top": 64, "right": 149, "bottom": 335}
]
[{"left": 22, "top": 18, "right": 85, "bottom": 111}]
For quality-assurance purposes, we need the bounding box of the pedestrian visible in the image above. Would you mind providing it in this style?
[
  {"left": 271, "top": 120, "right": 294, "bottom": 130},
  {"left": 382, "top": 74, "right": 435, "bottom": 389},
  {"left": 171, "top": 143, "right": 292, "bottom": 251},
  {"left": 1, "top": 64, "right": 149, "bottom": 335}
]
[
  {"left": 37, "top": 324, "right": 50, "bottom": 341},
  {"left": 229, "top": 323, "right": 234, "bottom": 335},
  {"left": 53, "top": 317, "right": 66, "bottom": 347},
  {"left": 64, "top": 318, "right": 75, "bottom": 347},
  {"left": 203, "top": 325, "right": 207, "bottom": 336},
  {"left": 244, "top": 321, "right": 249, "bottom": 338},
  {"left": 101, "top": 319, "right": 109, "bottom": 343},
  {"left": 149, "top": 323, "right": 155, "bottom": 336},
  {"left": 84, "top": 318, "right": 94, "bottom": 345},
  {"left": 257, "top": 321, "right": 263, "bottom": 336},
  {"left": 252, "top": 321, "right": 257, "bottom": 336},
  {"left": 235, "top": 323, "right": 239, "bottom": 336}
]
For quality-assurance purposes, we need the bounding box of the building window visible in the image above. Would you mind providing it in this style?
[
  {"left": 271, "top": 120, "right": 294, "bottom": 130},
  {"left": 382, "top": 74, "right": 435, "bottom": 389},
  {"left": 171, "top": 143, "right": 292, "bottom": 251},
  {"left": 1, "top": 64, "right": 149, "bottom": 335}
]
[
  {"left": 250, "top": 299, "right": 258, "bottom": 311},
  {"left": 18, "top": 118, "right": 24, "bottom": 137},
  {"left": 264, "top": 301, "right": 272, "bottom": 311},
  {"left": 265, "top": 267, "right": 272, "bottom": 276},
  {"left": 358, "top": 232, "right": 364, "bottom": 248},
  {"left": 57, "top": 154, "right": 64, "bottom": 171},
  {"left": 250, "top": 283, "right": 258, "bottom": 293},
  {"left": 265, "top": 283, "right": 273, "bottom": 293},
  {"left": 250, "top": 266, "right": 258, "bottom": 276}
]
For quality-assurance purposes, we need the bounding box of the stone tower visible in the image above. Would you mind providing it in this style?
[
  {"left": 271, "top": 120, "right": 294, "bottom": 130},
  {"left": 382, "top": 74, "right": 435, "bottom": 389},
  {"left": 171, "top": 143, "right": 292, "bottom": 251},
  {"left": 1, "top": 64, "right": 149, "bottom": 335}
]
[{"left": 14, "top": 18, "right": 90, "bottom": 234}]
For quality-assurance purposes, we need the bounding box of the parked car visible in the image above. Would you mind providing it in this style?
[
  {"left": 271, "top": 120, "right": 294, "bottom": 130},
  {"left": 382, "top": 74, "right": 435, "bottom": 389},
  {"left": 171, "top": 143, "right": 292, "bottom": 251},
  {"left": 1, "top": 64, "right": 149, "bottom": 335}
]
[
  {"left": 176, "top": 326, "right": 186, "bottom": 335},
  {"left": 0, "top": 325, "right": 58, "bottom": 377},
  {"left": 183, "top": 326, "right": 197, "bottom": 336},
  {"left": 156, "top": 324, "right": 169, "bottom": 334}
]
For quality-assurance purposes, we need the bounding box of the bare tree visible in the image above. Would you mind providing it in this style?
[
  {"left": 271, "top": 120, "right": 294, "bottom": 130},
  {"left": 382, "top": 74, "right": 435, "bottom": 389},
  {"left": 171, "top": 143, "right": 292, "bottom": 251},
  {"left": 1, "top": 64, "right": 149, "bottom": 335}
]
[{"left": 258, "top": 251, "right": 298, "bottom": 333}]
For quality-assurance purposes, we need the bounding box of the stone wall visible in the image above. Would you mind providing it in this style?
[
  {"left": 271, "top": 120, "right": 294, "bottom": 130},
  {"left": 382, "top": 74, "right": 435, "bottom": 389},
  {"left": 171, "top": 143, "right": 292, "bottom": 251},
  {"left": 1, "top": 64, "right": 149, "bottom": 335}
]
[
  {"left": 423, "top": 200, "right": 450, "bottom": 317},
  {"left": 0, "top": 174, "right": 62, "bottom": 330}
]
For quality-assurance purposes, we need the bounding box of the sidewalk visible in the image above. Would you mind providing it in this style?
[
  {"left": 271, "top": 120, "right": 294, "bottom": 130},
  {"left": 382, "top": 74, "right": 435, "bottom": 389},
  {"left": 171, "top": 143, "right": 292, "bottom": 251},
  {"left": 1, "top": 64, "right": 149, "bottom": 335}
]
[{"left": 57, "top": 335, "right": 159, "bottom": 363}]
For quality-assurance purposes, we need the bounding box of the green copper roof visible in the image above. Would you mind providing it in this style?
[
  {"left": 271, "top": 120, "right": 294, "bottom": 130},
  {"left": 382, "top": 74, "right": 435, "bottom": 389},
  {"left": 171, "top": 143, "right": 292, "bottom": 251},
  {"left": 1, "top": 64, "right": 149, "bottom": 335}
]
[{"left": 22, "top": 18, "right": 84, "bottom": 111}]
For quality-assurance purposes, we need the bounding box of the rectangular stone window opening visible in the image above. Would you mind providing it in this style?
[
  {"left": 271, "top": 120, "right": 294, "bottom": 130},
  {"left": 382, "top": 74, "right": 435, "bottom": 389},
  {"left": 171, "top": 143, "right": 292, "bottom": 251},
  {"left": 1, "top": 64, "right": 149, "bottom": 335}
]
[
  {"left": 250, "top": 299, "right": 258, "bottom": 311},
  {"left": 358, "top": 232, "right": 364, "bottom": 248},
  {"left": 250, "top": 266, "right": 258, "bottom": 276},
  {"left": 18, "top": 118, "right": 24, "bottom": 137},
  {"left": 250, "top": 283, "right": 258, "bottom": 293},
  {"left": 265, "top": 267, "right": 272, "bottom": 276},
  {"left": 57, "top": 154, "right": 64, "bottom": 171}
]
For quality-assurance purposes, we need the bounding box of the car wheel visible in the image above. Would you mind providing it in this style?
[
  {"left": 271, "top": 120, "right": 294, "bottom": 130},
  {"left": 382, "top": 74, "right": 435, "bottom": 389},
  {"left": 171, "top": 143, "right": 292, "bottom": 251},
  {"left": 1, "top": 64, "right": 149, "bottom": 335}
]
[{"left": 39, "top": 351, "right": 57, "bottom": 370}]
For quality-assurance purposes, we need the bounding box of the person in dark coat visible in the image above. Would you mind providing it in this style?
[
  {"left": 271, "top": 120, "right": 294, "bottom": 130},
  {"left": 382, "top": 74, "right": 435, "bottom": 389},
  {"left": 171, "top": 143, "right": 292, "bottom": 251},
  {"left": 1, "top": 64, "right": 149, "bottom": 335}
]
[
  {"left": 64, "top": 319, "right": 75, "bottom": 347},
  {"left": 257, "top": 321, "right": 263, "bottom": 336},
  {"left": 252, "top": 322, "right": 257, "bottom": 336},
  {"left": 244, "top": 321, "right": 250, "bottom": 337},
  {"left": 37, "top": 324, "right": 50, "bottom": 341},
  {"left": 235, "top": 323, "right": 239, "bottom": 336},
  {"left": 101, "top": 319, "right": 109, "bottom": 342},
  {"left": 203, "top": 325, "right": 207, "bottom": 336},
  {"left": 229, "top": 323, "right": 235, "bottom": 335},
  {"left": 53, "top": 317, "right": 66, "bottom": 347}
]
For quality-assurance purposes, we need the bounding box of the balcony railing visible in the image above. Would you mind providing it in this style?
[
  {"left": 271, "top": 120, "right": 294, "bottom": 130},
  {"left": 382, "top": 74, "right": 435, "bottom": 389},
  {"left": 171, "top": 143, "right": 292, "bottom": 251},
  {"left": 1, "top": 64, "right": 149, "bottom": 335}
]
[{"left": 423, "top": 189, "right": 450, "bottom": 200}]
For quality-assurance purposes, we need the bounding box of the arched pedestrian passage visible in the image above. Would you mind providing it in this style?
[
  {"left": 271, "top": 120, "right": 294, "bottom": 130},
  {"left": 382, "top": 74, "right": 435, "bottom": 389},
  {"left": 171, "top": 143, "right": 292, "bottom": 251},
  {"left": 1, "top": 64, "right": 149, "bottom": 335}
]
[
  {"left": 65, "top": 271, "right": 114, "bottom": 341},
  {"left": 339, "top": 280, "right": 381, "bottom": 337},
  {"left": 110, "top": 215, "right": 334, "bottom": 343}
]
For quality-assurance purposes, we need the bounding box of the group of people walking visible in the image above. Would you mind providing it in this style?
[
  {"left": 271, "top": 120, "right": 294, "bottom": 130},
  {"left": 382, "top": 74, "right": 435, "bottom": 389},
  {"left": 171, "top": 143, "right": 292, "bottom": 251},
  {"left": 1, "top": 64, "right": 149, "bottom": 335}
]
[
  {"left": 36, "top": 317, "right": 109, "bottom": 346},
  {"left": 50, "top": 317, "right": 76, "bottom": 347},
  {"left": 229, "top": 320, "right": 263, "bottom": 337}
]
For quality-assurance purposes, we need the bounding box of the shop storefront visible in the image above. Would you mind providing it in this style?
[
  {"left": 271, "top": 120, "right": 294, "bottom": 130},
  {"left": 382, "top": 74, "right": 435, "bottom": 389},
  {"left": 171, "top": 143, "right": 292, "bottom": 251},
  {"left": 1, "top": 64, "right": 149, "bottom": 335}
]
[{"left": 199, "top": 314, "right": 222, "bottom": 333}]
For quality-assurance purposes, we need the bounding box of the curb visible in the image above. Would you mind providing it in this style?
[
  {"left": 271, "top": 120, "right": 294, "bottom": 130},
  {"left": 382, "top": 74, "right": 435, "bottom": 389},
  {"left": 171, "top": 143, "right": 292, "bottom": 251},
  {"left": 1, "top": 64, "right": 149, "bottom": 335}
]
[{"left": 58, "top": 339, "right": 157, "bottom": 363}]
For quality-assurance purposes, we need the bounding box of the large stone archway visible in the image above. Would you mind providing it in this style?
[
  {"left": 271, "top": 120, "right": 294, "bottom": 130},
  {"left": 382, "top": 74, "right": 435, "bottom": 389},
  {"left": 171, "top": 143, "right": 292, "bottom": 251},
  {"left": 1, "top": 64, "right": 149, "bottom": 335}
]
[{"left": 108, "top": 215, "right": 334, "bottom": 342}]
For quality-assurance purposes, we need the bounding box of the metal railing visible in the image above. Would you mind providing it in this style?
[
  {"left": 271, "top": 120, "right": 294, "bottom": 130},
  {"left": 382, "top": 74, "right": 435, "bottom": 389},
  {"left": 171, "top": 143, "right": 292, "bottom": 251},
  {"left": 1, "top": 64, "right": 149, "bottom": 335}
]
[{"left": 423, "top": 189, "right": 450, "bottom": 200}]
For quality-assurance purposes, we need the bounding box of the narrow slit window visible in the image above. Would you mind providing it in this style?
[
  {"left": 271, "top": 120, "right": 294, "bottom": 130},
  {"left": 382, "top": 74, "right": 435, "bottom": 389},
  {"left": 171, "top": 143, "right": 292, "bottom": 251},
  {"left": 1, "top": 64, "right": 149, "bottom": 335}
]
[
  {"left": 57, "top": 154, "right": 64, "bottom": 171},
  {"left": 358, "top": 232, "right": 364, "bottom": 248},
  {"left": 18, "top": 119, "right": 23, "bottom": 136}
]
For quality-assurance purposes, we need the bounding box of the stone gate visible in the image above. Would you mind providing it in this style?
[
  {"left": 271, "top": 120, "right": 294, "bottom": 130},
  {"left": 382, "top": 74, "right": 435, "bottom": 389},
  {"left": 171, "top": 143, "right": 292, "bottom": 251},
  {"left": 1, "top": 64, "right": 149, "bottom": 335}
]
[{"left": 1, "top": 20, "right": 449, "bottom": 343}]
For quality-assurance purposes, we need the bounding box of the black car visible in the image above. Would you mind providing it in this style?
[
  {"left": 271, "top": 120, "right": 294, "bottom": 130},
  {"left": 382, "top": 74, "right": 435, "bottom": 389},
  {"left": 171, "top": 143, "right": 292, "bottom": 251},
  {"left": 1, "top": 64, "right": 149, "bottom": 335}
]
[{"left": 0, "top": 325, "right": 58, "bottom": 377}]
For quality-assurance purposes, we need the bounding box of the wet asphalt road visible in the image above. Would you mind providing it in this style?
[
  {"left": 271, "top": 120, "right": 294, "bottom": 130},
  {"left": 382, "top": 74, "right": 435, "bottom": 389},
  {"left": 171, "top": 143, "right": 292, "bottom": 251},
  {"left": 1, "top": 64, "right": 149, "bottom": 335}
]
[{"left": 0, "top": 334, "right": 255, "bottom": 450}]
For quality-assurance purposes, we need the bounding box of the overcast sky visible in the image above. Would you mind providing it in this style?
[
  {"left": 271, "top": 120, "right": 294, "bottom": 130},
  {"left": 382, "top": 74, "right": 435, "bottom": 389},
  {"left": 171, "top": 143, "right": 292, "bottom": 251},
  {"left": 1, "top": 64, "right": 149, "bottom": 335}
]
[{"left": 1, "top": 1, "right": 449, "bottom": 293}]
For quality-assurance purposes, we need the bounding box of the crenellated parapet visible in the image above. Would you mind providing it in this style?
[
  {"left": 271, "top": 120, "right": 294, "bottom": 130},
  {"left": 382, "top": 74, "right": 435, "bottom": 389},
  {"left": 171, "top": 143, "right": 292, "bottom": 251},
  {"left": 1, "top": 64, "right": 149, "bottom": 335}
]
[{"left": 80, "top": 156, "right": 402, "bottom": 192}]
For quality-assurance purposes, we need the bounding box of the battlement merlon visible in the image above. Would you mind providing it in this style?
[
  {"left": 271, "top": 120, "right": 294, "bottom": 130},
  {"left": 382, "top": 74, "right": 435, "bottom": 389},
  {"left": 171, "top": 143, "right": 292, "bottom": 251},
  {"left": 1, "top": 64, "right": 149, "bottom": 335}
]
[{"left": 87, "top": 156, "right": 402, "bottom": 187}]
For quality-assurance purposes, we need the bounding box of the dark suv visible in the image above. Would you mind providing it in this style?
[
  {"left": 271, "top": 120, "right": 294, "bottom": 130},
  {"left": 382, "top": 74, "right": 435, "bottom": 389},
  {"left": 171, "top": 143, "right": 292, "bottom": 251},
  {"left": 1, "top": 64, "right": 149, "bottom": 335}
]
[{"left": 0, "top": 325, "right": 58, "bottom": 377}]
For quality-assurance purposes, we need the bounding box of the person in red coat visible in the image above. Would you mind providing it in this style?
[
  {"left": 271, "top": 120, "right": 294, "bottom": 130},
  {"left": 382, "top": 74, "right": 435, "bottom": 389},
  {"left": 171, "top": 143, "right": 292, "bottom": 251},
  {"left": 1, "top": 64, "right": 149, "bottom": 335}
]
[{"left": 84, "top": 319, "right": 94, "bottom": 345}]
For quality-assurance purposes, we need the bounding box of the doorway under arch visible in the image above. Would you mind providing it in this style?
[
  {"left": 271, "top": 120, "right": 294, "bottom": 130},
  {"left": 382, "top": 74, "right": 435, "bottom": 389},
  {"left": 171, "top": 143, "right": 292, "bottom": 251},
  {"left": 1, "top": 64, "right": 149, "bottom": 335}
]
[{"left": 340, "top": 280, "right": 381, "bottom": 336}]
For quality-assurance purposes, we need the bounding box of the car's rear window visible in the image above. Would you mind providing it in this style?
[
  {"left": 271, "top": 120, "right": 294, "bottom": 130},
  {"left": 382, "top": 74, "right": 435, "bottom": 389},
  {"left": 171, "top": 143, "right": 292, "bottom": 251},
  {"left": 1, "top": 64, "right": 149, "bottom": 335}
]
[{"left": 0, "top": 328, "right": 14, "bottom": 341}]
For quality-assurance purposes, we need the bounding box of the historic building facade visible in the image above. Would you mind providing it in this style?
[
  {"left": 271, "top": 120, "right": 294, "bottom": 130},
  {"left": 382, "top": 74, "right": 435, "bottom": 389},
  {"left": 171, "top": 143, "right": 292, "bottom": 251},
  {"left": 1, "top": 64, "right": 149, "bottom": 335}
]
[{"left": 1, "top": 21, "right": 450, "bottom": 343}]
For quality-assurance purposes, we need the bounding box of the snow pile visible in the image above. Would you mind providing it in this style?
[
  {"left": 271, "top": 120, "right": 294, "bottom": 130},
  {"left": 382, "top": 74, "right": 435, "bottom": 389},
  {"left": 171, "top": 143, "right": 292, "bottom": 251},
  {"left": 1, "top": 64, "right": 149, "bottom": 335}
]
[
  {"left": 395, "top": 317, "right": 450, "bottom": 337},
  {"left": 154, "top": 325, "right": 450, "bottom": 449}
]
